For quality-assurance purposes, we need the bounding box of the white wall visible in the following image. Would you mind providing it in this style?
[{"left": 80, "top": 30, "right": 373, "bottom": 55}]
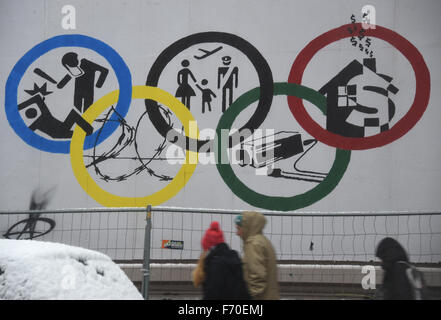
[{"left": 0, "top": 0, "right": 440, "bottom": 261}]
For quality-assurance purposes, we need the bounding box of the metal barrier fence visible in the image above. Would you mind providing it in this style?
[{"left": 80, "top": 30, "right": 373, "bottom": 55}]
[{"left": 1, "top": 207, "right": 441, "bottom": 299}]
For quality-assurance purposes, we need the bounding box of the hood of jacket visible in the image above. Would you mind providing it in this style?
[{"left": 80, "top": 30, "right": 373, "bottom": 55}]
[
  {"left": 241, "top": 211, "right": 266, "bottom": 241},
  {"left": 375, "top": 237, "right": 409, "bottom": 269}
]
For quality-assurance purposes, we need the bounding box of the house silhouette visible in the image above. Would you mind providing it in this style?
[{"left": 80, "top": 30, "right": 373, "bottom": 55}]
[{"left": 319, "top": 58, "right": 399, "bottom": 138}]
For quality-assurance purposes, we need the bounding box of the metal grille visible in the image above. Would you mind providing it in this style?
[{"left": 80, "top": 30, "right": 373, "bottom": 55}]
[{"left": 1, "top": 207, "right": 440, "bottom": 299}]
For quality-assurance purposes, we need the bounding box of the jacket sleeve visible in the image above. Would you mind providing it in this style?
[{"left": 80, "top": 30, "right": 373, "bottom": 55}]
[
  {"left": 243, "top": 238, "right": 267, "bottom": 298},
  {"left": 192, "top": 253, "right": 205, "bottom": 288}
]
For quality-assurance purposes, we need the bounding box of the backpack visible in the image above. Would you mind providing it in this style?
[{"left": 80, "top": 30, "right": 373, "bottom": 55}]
[
  {"left": 203, "top": 246, "right": 251, "bottom": 300},
  {"left": 398, "top": 261, "right": 428, "bottom": 300},
  {"left": 217, "top": 250, "right": 251, "bottom": 300}
]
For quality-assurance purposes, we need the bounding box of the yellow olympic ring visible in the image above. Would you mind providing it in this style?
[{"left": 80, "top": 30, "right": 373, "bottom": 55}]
[{"left": 70, "top": 85, "right": 199, "bottom": 207}]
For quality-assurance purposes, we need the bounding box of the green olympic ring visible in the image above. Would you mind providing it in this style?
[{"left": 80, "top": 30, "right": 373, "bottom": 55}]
[{"left": 215, "top": 82, "right": 351, "bottom": 211}]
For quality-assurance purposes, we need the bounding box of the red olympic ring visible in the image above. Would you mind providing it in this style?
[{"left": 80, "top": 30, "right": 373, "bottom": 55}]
[{"left": 288, "top": 23, "right": 431, "bottom": 150}]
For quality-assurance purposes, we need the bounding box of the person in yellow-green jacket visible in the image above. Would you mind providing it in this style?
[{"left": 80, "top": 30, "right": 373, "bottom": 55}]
[{"left": 235, "top": 211, "right": 280, "bottom": 300}]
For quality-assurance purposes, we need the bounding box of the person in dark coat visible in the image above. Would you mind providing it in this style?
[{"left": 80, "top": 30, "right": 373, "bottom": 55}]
[
  {"left": 192, "top": 221, "right": 250, "bottom": 300},
  {"left": 375, "top": 237, "right": 426, "bottom": 300}
]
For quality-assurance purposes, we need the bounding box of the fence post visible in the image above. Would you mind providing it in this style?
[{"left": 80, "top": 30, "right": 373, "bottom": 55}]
[{"left": 141, "top": 204, "right": 152, "bottom": 300}]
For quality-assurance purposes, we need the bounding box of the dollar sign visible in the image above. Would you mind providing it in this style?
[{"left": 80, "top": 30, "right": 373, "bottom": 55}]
[
  {"left": 359, "top": 43, "right": 364, "bottom": 51},
  {"left": 365, "top": 38, "right": 371, "bottom": 47},
  {"left": 350, "top": 37, "right": 357, "bottom": 47},
  {"left": 369, "top": 51, "right": 374, "bottom": 58},
  {"left": 350, "top": 14, "right": 356, "bottom": 23}
]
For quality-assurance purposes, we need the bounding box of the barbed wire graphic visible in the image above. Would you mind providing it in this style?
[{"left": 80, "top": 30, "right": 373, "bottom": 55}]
[{"left": 85, "top": 105, "right": 176, "bottom": 182}]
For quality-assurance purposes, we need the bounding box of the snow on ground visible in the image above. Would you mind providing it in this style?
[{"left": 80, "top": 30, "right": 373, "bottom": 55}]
[{"left": 0, "top": 239, "right": 143, "bottom": 300}]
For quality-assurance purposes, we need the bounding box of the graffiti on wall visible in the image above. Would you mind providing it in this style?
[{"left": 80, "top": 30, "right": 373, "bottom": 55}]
[
  {"left": 3, "top": 188, "right": 56, "bottom": 239},
  {"left": 4, "top": 19, "right": 431, "bottom": 213}
]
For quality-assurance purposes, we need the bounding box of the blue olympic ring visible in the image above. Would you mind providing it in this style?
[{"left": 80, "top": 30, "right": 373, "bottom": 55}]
[{"left": 5, "top": 34, "right": 132, "bottom": 153}]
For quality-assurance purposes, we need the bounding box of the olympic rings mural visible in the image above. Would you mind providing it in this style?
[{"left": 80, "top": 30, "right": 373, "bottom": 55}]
[{"left": 4, "top": 23, "right": 431, "bottom": 211}]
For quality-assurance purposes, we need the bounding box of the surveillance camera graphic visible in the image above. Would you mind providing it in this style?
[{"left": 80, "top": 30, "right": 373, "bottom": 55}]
[{"left": 235, "top": 131, "right": 327, "bottom": 183}]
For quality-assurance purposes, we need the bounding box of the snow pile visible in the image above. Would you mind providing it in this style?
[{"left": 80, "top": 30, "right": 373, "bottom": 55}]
[{"left": 0, "top": 239, "right": 143, "bottom": 300}]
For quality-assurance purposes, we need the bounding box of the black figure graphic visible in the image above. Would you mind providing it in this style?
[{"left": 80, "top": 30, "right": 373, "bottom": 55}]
[
  {"left": 175, "top": 59, "right": 197, "bottom": 110},
  {"left": 195, "top": 79, "right": 216, "bottom": 113},
  {"left": 319, "top": 58, "right": 398, "bottom": 138},
  {"left": 3, "top": 188, "right": 56, "bottom": 240},
  {"left": 217, "top": 56, "right": 239, "bottom": 112},
  {"left": 18, "top": 84, "right": 93, "bottom": 139},
  {"left": 57, "top": 52, "right": 109, "bottom": 113}
]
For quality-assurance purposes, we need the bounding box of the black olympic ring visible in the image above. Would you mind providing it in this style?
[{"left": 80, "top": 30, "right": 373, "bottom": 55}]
[{"left": 145, "top": 31, "right": 274, "bottom": 152}]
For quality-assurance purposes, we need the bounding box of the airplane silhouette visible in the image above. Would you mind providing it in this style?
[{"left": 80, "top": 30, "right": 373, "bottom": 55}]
[{"left": 193, "top": 46, "right": 223, "bottom": 60}]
